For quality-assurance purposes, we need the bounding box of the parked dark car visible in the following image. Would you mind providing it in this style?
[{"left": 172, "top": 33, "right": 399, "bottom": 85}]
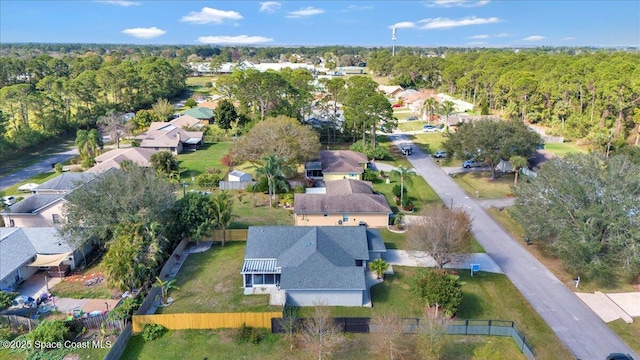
[{"left": 606, "top": 354, "right": 634, "bottom": 360}]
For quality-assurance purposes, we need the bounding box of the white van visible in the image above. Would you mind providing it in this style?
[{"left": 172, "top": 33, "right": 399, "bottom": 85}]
[{"left": 2, "top": 196, "right": 16, "bottom": 206}]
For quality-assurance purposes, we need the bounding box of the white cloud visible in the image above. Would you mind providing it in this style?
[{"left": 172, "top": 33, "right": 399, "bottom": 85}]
[
  {"left": 343, "top": 5, "right": 374, "bottom": 12},
  {"left": 197, "top": 35, "right": 274, "bottom": 44},
  {"left": 418, "top": 16, "right": 501, "bottom": 29},
  {"left": 390, "top": 22, "right": 416, "bottom": 29},
  {"left": 259, "top": 2, "right": 281, "bottom": 13},
  {"left": 469, "top": 34, "right": 490, "bottom": 39},
  {"left": 121, "top": 27, "right": 166, "bottom": 39},
  {"left": 563, "top": 36, "right": 575, "bottom": 40},
  {"left": 427, "top": 0, "right": 490, "bottom": 8},
  {"left": 286, "top": 7, "right": 325, "bottom": 18},
  {"left": 95, "top": 0, "right": 140, "bottom": 6},
  {"left": 523, "top": 35, "right": 545, "bottom": 41},
  {"left": 181, "top": 7, "right": 243, "bottom": 24}
]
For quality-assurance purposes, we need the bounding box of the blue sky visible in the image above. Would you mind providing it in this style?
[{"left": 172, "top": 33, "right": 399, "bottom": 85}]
[{"left": 1, "top": 1, "right": 638, "bottom": 47}]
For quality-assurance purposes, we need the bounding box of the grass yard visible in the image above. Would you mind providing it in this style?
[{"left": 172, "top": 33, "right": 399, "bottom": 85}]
[
  {"left": 231, "top": 192, "right": 294, "bottom": 227},
  {"left": 177, "top": 142, "right": 233, "bottom": 177},
  {"left": 406, "top": 132, "right": 448, "bottom": 156},
  {"left": 371, "top": 173, "right": 440, "bottom": 214},
  {"left": 157, "top": 242, "right": 281, "bottom": 314},
  {"left": 608, "top": 319, "right": 640, "bottom": 355},
  {"left": 451, "top": 171, "right": 515, "bottom": 199},
  {"left": 544, "top": 141, "right": 588, "bottom": 157},
  {"left": 186, "top": 76, "right": 219, "bottom": 87}
]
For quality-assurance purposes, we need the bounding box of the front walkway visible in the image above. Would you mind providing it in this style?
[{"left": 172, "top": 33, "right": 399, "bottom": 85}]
[{"left": 576, "top": 292, "right": 640, "bottom": 324}]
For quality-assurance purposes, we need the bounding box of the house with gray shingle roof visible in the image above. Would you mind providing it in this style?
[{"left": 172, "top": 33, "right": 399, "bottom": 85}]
[
  {"left": 242, "top": 226, "right": 386, "bottom": 307},
  {"left": 0, "top": 227, "right": 84, "bottom": 290},
  {"left": 1, "top": 172, "right": 100, "bottom": 228},
  {"left": 294, "top": 179, "right": 392, "bottom": 228}
]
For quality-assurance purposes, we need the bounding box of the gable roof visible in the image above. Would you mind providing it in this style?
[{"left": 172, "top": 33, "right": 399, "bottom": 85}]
[
  {"left": 180, "top": 107, "right": 213, "bottom": 119},
  {"left": 0, "top": 227, "right": 73, "bottom": 282},
  {"left": 294, "top": 179, "right": 392, "bottom": 214},
  {"left": 244, "top": 226, "right": 378, "bottom": 290},
  {"left": 87, "top": 148, "right": 158, "bottom": 173},
  {"left": 34, "top": 173, "right": 98, "bottom": 193},
  {"left": 318, "top": 150, "right": 367, "bottom": 174}
]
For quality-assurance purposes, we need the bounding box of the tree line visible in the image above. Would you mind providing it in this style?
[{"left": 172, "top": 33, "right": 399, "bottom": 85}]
[
  {"left": 368, "top": 50, "right": 640, "bottom": 148},
  {"left": 0, "top": 54, "right": 187, "bottom": 157}
]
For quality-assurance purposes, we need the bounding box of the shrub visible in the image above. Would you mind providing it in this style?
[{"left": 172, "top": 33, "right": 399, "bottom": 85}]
[
  {"left": 0, "top": 290, "right": 17, "bottom": 310},
  {"left": 185, "top": 99, "right": 197, "bottom": 108},
  {"left": 27, "top": 320, "right": 69, "bottom": 345},
  {"left": 142, "top": 323, "right": 167, "bottom": 341},
  {"left": 363, "top": 168, "right": 379, "bottom": 181},
  {"left": 220, "top": 153, "right": 234, "bottom": 168},
  {"left": 293, "top": 185, "right": 306, "bottom": 193},
  {"left": 234, "top": 323, "right": 265, "bottom": 345},
  {"left": 54, "top": 163, "right": 64, "bottom": 173},
  {"left": 392, "top": 184, "right": 407, "bottom": 197},
  {"left": 367, "top": 146, "right": 388, "bottom": 160}
]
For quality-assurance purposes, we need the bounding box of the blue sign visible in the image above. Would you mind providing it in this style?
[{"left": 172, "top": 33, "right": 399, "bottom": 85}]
[{"left": 471, "top": 264, "right": 480, "bottom": 276}]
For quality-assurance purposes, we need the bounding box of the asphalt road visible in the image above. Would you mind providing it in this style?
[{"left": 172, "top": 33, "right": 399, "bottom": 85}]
[
  {"left": 0, "top": 148, "right": 79, "bottom": 191},
  {"left": 389, "top": 132, "right": 638, "bottom": 360}
]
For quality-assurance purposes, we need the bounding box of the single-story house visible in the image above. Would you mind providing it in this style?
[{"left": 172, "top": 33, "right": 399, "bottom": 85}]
[
  {"left": 0, "top": 227, "right": 90, "bottom": 290},
  {"left": 378, "top": 85, "right": 404, "bottom": 100},
  {"left": 294, "top": 179, "right": 392, "bottom": 228},
  {"left": 1, "top": 172, "right": 100, "bottom": 227},
  {"left": 242, "top": 226, "right": 386, "bottom": 307},
  {"left": 437, "top": 94, "right": 474, "bottom": 113},
  {"left": 169, "top": 114, "right": 206, "bottom": 130},
  {"left": 228, "top": 170, "right": 252, "bottom": 182},
  {"left": 86, "top": 147, "right": 158, "bottom": 173},
  {"left": 305, "top": 150, "right": 367, "bottom": 182},
  {"left": 136, "top": 123, "right": 203, "bottom": 154},
  {"left": 180, "top": 107, "right": 214, "bottom": 124}
]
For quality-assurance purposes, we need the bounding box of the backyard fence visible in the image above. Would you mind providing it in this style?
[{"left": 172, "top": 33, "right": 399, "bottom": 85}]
[
  {"left": 0, "top": 315, "right": 37, "bottom": 331},
  {"left": 206, "top": 229, "right": 248, "bottom": 242},
  {"left": 136, "top": 287, "right": 162, "bottom": 316},
  {"left": 67, "top": 313, "right": 124, "bottom": 331},
  {"left": 157, "top": 238, "right": 190, "bottom": 280},
  {"left": 219, "top": 181, "right": 255, "bottom": 190},
  {"left": 132, "top": 312, "right": 282, "bottom": 333},
  {"left": 272, "top": 317, "right": 535, "bottom": 359},
  {"left": 541, "top": 135, "right": 564, "bottom": 143},
  {"left": 103, "top": 323, "right": 132, "bottom": 360}
]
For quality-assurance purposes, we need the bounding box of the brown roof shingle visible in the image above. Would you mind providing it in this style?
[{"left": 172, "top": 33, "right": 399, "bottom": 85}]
[
  {"left": 319, "top": 150, "right": 367, "bottom": 174},
  {"left": 294, "top": 179, "right": 391, "bottom": 214}
]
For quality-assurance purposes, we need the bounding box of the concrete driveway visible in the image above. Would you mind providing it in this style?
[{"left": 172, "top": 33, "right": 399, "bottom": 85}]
[
  {"left": 387, "top": 130, "right": 638, "bottom": 360},
  {"left": 384, "top": 250, "right": 503, "bottom": 274}
]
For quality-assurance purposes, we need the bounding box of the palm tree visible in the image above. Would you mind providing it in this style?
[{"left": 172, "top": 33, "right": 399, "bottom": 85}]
[
  {"left": 155, "top": 276, "right": 180, "bottom": 305},
  {"left": 422, "top": 98, "right": 438, "bottom": 124},
  {"left": 509, "top": 155, "right": 528, "bottom": 186},
  {"left": 75, "top": 128, "right": 103, "bottom": 161},
  {"left": 255, "top": 155, "right": 292, "bottom": 208},
  {"left": 211, "top": 191, "right": 234, "bottom": 246},
  {"left": 439, "top": 100, "right": 456, "bottom": 129},
  {"left": 368, "top": 258, "right": 389, "bottom": 280},
  {"left": 391, "top": 166, "right": 417, "bottom": 211}
]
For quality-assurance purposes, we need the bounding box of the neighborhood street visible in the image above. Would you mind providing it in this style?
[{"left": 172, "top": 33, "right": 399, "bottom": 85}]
[
  {"left": 389, "top": 132, "right": 638, "bottom": 360},
  {"left": 0, "top": 148, "right": 79, "bottom": 191}
]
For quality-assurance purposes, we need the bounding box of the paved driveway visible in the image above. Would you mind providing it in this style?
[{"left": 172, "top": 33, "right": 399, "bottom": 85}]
[
  {"left": 0, "top": 148, "right": 79, "bottom": 191},
  {"left": 387, "top": 131, "right": 638, "bottom": 360}
]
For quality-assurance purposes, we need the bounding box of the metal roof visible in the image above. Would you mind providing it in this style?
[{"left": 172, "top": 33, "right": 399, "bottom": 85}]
[{"left": 241, "top": 259, "right": 280, "bottom": 273}]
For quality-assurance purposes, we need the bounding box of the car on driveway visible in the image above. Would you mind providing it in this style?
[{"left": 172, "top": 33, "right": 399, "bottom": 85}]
[
  {"left": 423, "top": 125, "right": 437, "bottom": 132},
  {"left": 463, "top": 160, "right": 484, "bottom": 168},
  {"left": 433, "top": 150, "right": 447, "bottom": 158},
  {"left": 407, "top": 115, "right": 418, "bottom": 121}
]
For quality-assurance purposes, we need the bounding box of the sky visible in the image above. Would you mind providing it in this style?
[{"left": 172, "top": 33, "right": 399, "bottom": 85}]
[{"left": 1, "top": 1, "right": 639, "bottom": 47}]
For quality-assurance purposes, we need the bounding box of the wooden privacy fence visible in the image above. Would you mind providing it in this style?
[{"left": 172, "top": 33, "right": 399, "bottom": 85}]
[
  {"left": 206, "top": 229, "right": 248, "bottom": 242},
  {"left": 219, "top": 181, "right": 256, "bottom": 190},
  {"left": 0, "top": 315, "right": 37, "bottom": 331},
  {"left": 67, "top": 313, "right": 124, "bottom": 331},
  {"left": 132, "top": 312, "right": 282, "bottom": 333}
]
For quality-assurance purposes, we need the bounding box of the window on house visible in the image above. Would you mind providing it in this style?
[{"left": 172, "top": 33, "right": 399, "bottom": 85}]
[
  {"left": 343, "top": 213, "right": 349, "bottom": 222},
  {"left": 52, "top": 214, "right": 60, "bottom": 224},
  {"left": 355, "top": 260, "right": 363, "bottom": 267},
  {"left": 9, "top": 219, "right": 15, "bottom": 227},
  {"left": 323, "top": 212, "right": 328, "bottom": 217}
]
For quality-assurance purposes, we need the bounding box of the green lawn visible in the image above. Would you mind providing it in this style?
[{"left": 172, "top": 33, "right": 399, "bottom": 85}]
[
  {"left": 451, "top": 171, "right": 515, "bottom": 199},
  {"left": 406, "top": 132, "right": 448, "bottom": 156},
  {"left": 177, "top": 142, "right": 233, "bottom": 177},
  {"left": 371, "top": 174, "right": 440, "bottom": 215},
  {"left": 608, "top": 319, "right": 640, "bottom": 355},
  {"left": 157, "top": 242, "right": 281, "bottom": 314},
  {"left": 230, "top": 192, "right": 294, "bottom": 228},
  {"left": 50, "top": 261, "right": 113, "bottom": 299},
  {"left": 544, "top": 141, "right": 588, "bottom": 157},
  {"left": 186, "top": 76, "right": 219, "bottom": 87},
  {"left": 1, "top": 171, "right": 60, "bottom": 196}
]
